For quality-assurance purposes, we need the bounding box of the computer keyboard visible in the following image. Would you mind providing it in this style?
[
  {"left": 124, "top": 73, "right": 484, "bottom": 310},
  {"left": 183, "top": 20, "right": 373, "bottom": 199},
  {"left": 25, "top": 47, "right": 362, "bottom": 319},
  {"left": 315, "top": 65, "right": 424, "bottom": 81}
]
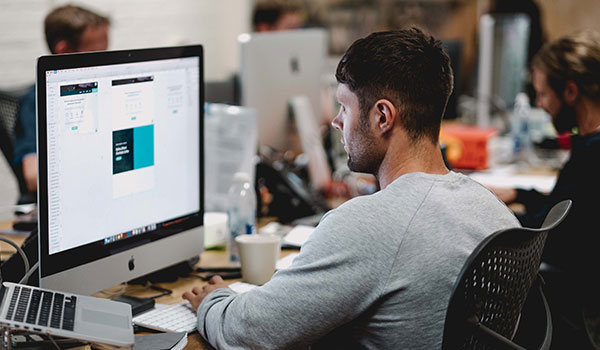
[{"left": 133, "top": 301, "right": 197, "bottom": 333}]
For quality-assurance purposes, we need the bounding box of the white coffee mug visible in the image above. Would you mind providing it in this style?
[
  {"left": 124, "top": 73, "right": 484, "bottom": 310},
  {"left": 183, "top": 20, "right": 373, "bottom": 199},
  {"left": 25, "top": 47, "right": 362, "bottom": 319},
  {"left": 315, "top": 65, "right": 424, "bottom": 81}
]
[{"left": 235, "top": 234, "right": 281, "bottom": 285}]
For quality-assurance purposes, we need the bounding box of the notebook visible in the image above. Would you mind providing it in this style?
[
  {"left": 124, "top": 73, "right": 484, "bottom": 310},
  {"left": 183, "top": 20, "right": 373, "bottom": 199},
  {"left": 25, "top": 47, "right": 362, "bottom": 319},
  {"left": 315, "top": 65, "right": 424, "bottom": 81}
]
[
  {"left": 0, "top": 281, "right": 134, "bottom": 348},
  {"left": 134, "top": 331, "right": 187, "bottom": 350}
]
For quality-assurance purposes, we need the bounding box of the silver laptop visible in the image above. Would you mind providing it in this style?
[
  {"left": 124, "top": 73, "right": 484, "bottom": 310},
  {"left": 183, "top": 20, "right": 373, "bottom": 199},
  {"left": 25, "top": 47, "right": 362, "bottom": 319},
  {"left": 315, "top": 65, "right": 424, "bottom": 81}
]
[{"left": 0, "top": 280, "right": 134, "bottom": 348}]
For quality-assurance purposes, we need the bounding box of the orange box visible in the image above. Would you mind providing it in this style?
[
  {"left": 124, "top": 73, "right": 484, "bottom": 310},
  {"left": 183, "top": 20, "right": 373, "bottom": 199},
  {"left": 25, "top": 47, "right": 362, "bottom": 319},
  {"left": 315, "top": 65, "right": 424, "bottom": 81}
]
[{"left": 439, "top": 124, "right": 498, "bottom": 170}]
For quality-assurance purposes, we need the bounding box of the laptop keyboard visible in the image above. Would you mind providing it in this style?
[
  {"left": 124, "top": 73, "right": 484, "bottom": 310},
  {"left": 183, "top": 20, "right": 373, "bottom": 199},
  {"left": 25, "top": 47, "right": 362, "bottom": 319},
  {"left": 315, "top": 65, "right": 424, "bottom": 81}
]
[{"left": 6, "top": 286, "right": 77, "bottom": 331}]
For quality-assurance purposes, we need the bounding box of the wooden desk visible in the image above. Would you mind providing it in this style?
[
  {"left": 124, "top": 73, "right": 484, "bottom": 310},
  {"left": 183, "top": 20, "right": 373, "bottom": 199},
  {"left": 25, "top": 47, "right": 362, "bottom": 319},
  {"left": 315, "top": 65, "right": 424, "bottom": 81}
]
[
  {"left": 103, "top": 248, "right": 297, "bottom": 349},
  {"left": 2, "top": 218, "right": 297, "bottom": 349}
]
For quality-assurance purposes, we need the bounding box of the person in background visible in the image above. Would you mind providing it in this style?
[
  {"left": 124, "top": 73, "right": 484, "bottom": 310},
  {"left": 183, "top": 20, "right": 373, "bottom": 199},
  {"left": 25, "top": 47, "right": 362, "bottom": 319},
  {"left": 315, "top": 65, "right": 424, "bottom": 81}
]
[
  {"left": 252, "top": 2, "right": 304, "bottom": 32},
  {"left": 491, "top": 31, "right": 600, "bottom": 349},
  {"left": 13, "top": 4, "right": 109, "bottom": 198},
  {"left": 183, "top": 28, "right": 518, "bottom": 349}
]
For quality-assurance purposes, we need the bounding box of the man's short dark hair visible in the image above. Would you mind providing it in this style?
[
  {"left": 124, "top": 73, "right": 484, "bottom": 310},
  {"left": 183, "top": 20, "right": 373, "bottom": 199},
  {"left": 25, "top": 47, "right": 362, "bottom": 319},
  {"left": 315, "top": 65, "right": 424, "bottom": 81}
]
[
  {"left": 44, "top": 4, "right": 110, "bottom": 54},
  {"left": 336, "top": 28, "right": 453, "bottom": 144}
]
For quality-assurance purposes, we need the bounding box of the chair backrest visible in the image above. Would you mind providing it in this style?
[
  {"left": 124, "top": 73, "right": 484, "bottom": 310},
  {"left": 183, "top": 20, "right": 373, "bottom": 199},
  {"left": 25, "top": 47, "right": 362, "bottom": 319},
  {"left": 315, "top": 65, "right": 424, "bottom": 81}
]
[
  {"left": 442, "top": 200, "right": 572, "bottom": 349},
  {"left": 0, "top": 89, "right": 26, "bottom": 173}
]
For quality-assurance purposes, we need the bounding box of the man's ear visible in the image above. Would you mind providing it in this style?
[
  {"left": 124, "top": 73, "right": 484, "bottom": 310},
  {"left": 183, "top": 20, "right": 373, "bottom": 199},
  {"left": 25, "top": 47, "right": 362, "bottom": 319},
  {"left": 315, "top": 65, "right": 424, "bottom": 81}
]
[
  {"left": 563, "top": 80, "right": 579, "bottom": 105},
  {"left": 374, "top": 99, "right": 396, "bottom": 134},
  {"left": 53, "top": 40, "right": 72, "bottom": 54}
]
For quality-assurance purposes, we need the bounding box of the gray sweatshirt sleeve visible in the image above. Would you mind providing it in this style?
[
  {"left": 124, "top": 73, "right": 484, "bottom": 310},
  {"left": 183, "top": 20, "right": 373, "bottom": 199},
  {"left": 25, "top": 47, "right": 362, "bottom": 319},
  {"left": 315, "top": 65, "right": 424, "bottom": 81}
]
[{"left": 196, "top": 203, "right": 398, "bottom": 349}]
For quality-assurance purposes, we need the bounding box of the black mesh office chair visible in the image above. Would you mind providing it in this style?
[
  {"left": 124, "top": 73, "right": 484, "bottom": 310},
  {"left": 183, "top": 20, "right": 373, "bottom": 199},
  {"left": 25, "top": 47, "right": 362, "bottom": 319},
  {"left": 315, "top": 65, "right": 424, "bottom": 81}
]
[
  {"left": 0, "top": 88, "right": 30, "bottom": 197},
  {"left": 442, "top": 200, "right": 572, "bottom": 350}
]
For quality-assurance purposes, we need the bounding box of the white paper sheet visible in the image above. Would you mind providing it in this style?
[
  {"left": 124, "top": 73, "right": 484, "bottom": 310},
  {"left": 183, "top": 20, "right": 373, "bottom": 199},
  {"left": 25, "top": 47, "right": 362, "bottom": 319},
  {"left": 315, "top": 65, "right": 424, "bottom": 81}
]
[{"left": 282, "top": 225, "right": 315, "bottom": 248}]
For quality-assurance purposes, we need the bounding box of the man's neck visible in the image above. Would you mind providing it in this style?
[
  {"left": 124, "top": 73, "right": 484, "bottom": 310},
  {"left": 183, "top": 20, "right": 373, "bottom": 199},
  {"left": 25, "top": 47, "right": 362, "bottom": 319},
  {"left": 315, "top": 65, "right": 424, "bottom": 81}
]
[
  {"left": 376, "top": 138, "right": 449, "bottom": 189},
  {"left": 576, "top": 98, "right": 600, "bottom": 136}
]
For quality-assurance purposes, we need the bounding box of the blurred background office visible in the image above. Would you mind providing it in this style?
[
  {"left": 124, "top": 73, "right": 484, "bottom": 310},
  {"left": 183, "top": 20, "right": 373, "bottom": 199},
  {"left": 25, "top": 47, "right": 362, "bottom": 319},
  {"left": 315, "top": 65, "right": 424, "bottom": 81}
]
[{"left": 2, "top": 0, "right": 600, "bottom": 220}]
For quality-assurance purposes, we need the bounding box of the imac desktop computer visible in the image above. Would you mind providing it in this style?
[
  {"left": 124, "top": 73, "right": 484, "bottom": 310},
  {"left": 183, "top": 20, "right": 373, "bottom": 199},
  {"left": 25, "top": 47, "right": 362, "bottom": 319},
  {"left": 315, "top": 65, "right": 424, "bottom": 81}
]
[
  {"left": 239, "top": 28, "right": 327, "bottom": 152},
  {"left": 239, "top": 28, "right": 331, "bottom": 191},
  {"left": 36, "top": 46, "right": 204, "bottom": 295}
]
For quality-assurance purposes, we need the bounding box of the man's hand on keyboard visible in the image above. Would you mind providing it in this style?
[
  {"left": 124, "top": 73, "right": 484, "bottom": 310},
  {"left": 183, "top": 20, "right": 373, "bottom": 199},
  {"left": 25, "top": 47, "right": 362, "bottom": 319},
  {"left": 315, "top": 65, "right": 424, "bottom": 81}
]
[{"left": 182, "top": 275, "right": 229, "bottom": 311}]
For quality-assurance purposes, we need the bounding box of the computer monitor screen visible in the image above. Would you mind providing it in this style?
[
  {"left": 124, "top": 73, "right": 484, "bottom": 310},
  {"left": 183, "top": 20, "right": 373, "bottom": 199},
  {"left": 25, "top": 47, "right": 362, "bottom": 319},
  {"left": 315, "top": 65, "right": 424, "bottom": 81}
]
[
  {"left": 36, "top": 46, "right": 204, "bottom": 295},
  {"left": 477, "top": 13, "right": 530, "bottom": 128},
  {"left": 239, "top": 28, "right": 327, "bottom": 153}
]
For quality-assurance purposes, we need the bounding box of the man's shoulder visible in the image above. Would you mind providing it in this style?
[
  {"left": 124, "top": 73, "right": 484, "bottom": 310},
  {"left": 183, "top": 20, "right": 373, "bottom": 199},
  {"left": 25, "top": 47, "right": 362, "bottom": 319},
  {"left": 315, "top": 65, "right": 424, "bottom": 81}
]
[
  {"left": 408, "top": 171, "right": 518, "bottom": 227},
  {"left": 21, "top": 85, "right": 35, "bottom": 102},
  {"left": 328, "top": 172, "right": 479, "bottom": 216},
  {"left": 569, "top": 132, "right": 600, "bottom": 173},
  {"left": 17, "top": 86, "right": 36, "bottom": 117},
  {"left": 585, "top": 132, "right": 600, "bottom": 150},
  {"left": 317, "top": 174, "right": 448, "bottom": 234}
]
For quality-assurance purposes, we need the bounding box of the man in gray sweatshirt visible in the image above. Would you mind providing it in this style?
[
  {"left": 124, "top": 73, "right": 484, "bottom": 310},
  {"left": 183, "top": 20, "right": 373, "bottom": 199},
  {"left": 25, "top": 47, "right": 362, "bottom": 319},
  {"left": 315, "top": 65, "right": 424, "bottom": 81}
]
[{"left": 183, "top": 28, "right": 519, "bottom": 349}]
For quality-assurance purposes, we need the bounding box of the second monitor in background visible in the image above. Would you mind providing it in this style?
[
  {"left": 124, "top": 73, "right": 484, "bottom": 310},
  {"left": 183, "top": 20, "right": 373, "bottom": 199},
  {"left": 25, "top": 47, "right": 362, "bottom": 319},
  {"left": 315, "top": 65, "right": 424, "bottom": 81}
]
[
  {"left": 477, "top": 13, "right": 530, "bottom": 128},
  {"left": 239, "top": 28, "right": 331, "bottom": 190},
  {"left": 239, "top": 28, "right": 326, "bottom": 152}
]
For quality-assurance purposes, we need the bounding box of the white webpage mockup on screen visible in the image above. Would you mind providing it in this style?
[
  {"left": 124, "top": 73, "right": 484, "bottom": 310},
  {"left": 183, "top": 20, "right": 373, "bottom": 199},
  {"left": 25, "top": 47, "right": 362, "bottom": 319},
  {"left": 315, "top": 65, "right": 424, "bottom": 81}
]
[{"left": 44, "top": 58, "right": 200, "bottom": 255}]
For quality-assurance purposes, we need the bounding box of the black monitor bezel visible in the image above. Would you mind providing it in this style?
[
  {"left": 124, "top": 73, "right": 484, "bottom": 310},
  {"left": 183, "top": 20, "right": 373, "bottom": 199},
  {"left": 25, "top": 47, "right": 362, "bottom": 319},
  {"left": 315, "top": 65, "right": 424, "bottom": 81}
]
[{"left": 37, "top": 45, "right": 204, "bottom": 278}]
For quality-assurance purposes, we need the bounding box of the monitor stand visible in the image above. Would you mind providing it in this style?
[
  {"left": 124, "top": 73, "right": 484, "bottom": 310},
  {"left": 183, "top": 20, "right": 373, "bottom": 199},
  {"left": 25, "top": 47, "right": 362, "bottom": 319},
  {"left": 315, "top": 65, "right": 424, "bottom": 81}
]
[
  {"left": 117, "top": 257, "right": 199, "bottom": 316},
  {"left": 128, "top": 257, "right": 199, "bottom": 285}
]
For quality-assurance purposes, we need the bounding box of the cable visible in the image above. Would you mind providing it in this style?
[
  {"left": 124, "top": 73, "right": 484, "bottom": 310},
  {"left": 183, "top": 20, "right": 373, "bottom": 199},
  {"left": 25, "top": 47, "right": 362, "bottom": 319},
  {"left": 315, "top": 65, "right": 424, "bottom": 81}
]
[
  {"left": 0, "top": 236, "right": 30, "bottom": 282},
  {"left": 18, "top": 261, "right": 39, "bottom": 284},
  {"left": 45, "top": 331, "right": 62, "bottom": 350}
]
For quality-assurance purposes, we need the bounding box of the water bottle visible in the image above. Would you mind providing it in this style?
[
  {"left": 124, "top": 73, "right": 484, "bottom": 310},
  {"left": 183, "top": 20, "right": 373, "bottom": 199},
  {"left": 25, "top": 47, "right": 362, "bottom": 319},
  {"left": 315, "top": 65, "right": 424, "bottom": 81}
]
[
  {"left": 511, "top": 93, "right": 533, "bottom": 164},
  {"left": 226, "top": 172, "right": 257, "bottom": 263}
]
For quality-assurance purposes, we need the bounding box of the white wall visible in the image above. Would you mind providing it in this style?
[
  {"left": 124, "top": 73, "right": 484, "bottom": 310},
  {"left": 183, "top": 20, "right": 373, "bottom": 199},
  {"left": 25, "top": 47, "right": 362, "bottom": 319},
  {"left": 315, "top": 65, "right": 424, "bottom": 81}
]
[
  {"left": 0, "top": 0, "right": 253, "bottom": 89},
  {"left": 0, "top": 0, "right": 252, "bottom": 217}
]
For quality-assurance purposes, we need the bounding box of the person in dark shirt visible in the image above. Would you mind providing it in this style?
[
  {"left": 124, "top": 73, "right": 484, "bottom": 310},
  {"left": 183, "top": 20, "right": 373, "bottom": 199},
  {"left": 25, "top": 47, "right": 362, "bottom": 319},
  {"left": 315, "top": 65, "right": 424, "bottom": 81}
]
[
  {"left": 491, "top": 31, "right": 600, "bottom": 349},
  {"left": 14, "top": 4, "right": 109, "bottom": 196}
]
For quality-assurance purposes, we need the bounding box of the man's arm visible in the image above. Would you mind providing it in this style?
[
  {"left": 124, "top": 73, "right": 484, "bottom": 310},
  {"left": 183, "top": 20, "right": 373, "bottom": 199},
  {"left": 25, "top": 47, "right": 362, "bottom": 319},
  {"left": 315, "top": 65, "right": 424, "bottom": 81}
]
[
  {"left": 185, "top": 206, "right": 395, "bottom": 349},
  {"left": 22, "top": 153, "right": 37, "bottom": 193},
  {"left": 488, "top": 186, "right": 518, "bottom": 204},
  {"left": 13, "top": 87, "right": 38, "bottom": 193}
]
